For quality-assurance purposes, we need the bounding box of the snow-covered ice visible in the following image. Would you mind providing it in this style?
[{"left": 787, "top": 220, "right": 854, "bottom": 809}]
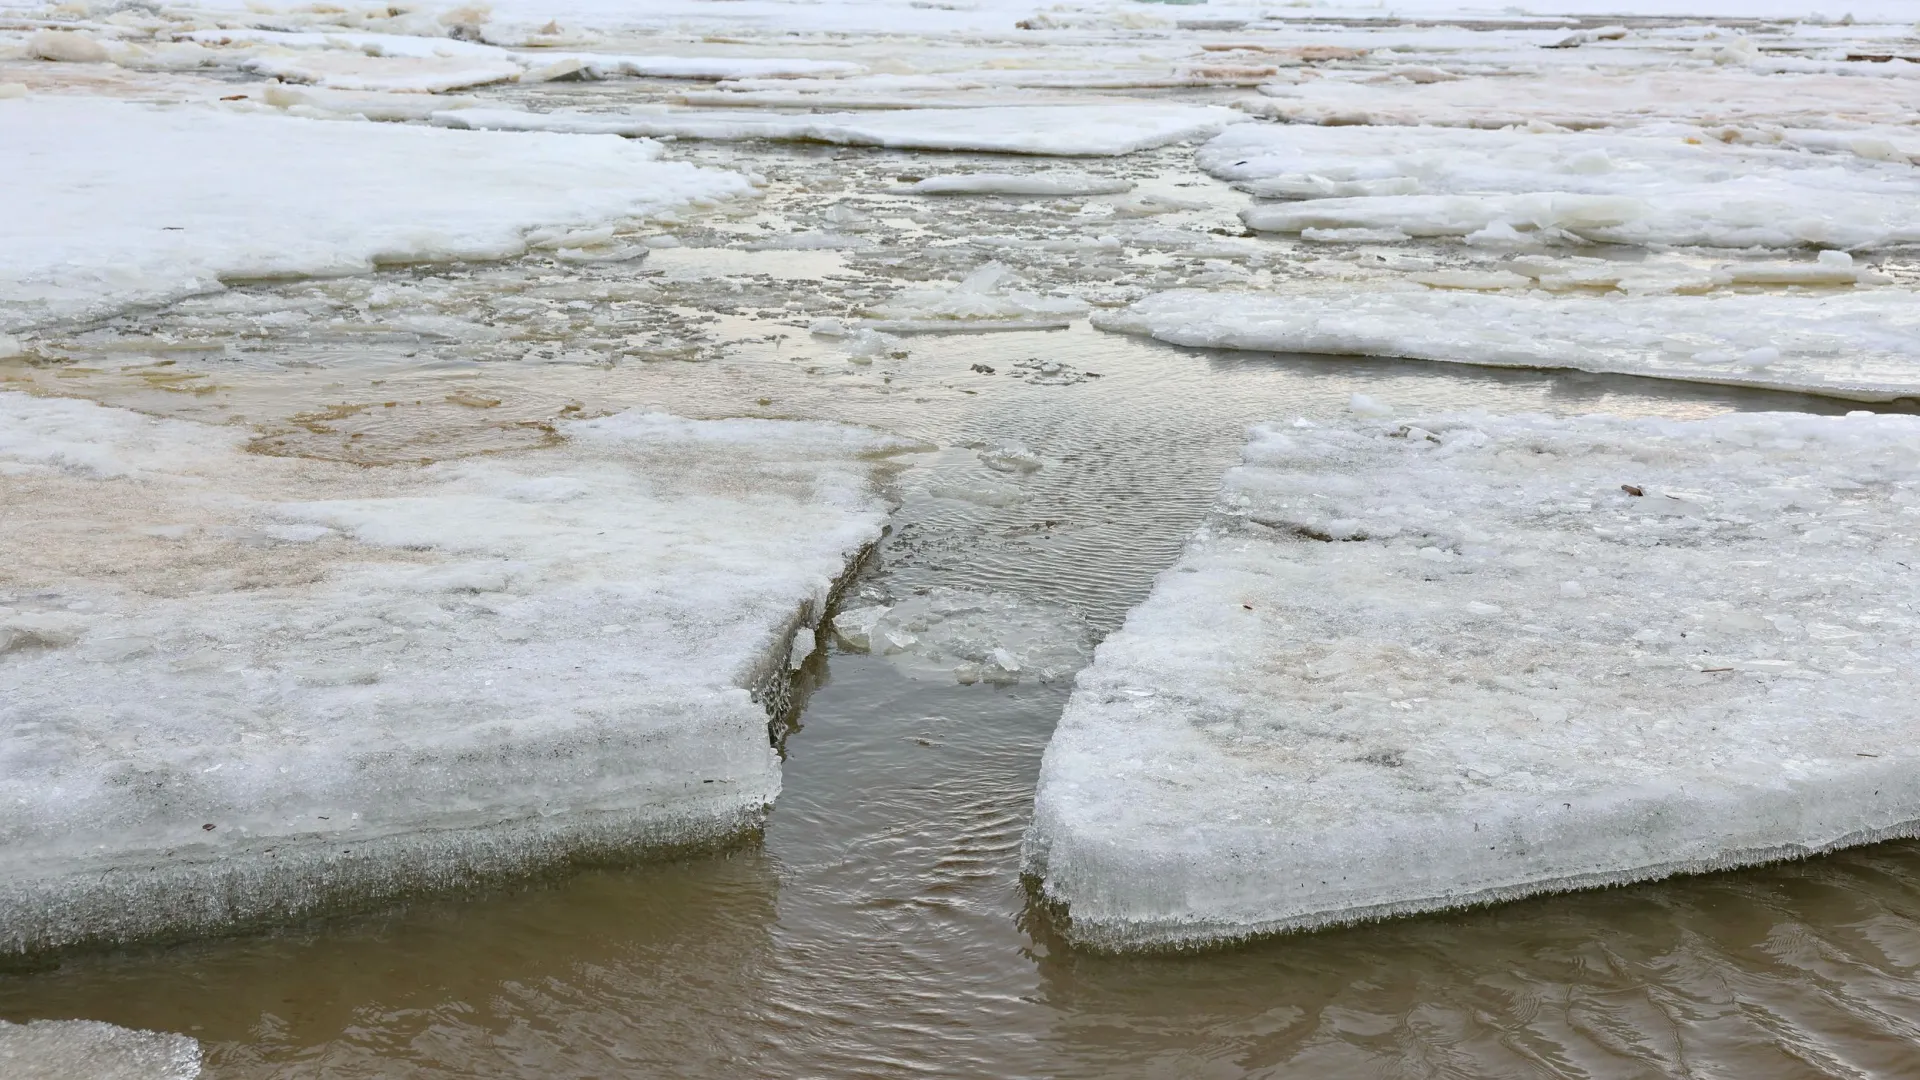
[
  {"left": 437, "top": 104, "right": 1245, "bottom": 156},
  {"left": 1202, "top": 125, "right": 1920, "bottom": 250},
  {"left": 0, "top": 391, "right": 897, "bottom": 955},
  {"left": 1098, "top": 286, "right": 1920, "bottom": 402},
  {"left": 0, "top": 96, "right": 752, "bottom": 333},
  {"left": 1027, "top": 411, "right": 1920, "bottom": 949},
  {"left": 0, "top": 1019, "right": 201, "bottom": 1080},
  {"left": 1248, "top": 69, "right": 1920, "bottom": 134}
]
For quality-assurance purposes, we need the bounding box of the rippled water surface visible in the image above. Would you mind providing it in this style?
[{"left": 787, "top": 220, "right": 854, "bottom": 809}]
[{"left": 7, "top": 122, "right": 1920, "bottom": 1078}]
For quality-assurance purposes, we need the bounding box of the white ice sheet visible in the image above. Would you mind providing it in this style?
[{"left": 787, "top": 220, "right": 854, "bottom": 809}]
[
  {"left": 1027, "top": 410, "right": 1920, "bottom": 948},
  {"left": 1202, "top": 124, "right": 1920, "bottom": 250},
  {"left": 0, "top": 392, "right": 895, "bottom": 955},
  {"left": 1097, "top": 286, "right": 1920, "bottom": 402},
  {"left": 0, "top": 96, "right": 752, "bottom": 332}
]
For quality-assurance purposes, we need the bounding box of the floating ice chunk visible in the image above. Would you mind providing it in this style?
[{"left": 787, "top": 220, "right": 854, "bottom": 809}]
[
  {"left": 0, "top": 392, "right": 898, "bottom": 955},
  {"left": 437, "top": 104, "right": 1245, "bottom": 156},
  {"left": 26, "top": 30, "right": 110, "bottom": 63},
  {"left": 1205, "top": 124, "right": 1920, "bottom": 250},
  {"left": 240, "top": 51, "right": 523, "bottom": 92},
  {"left": 1347, "top": 393, "right": 1393, "bottom": 417},
  {"left": 842, "top": 328, "right": 905, "bottom": 364},
  {"left": 1097, "top": 287, "right": 1920, "bottom": 402},
  {"left": 870, "top": 263, "right": 1088, "bottom": 325},
  {"left": 831, "top": 588, "right": 1090, "bottom": 685},
  {"left": 1027, "top": 410, "right": 1920, "bottom": 949},
  {"left": 978, "top": 441, "right": 1042, "bottom": 473},
  {"left": 254, "top": 83, "right": 484, "bottom": 120},
  {"left": 0, "top": 97, "right": 751, "bottom": 333},
  {"left": 0, "top": 1019, "right": 201, "bottom": 1080},
  {"left": 907, "top": 173, "right": 1136, "bottom": 196}
]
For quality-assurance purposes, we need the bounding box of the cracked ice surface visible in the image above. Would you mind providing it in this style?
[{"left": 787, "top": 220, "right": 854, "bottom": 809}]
[
  {"left": 1203, "top": 124, "right": 1920, "bottom": 251},
  {"left": 0, "top": 96, "right": 753, "bottom": 332},
  {"left": 1026, "top": 411, "right": 1920, "bottom": 949},
  {"left": 0, "top": 391, "right": 897, "bottom": 955},
  {"left": 0, "top": 1019, "right": 201, "bottom": 1080},
  {"left": 1098, "top": 286, "right": 1920, "bottom": 402}
]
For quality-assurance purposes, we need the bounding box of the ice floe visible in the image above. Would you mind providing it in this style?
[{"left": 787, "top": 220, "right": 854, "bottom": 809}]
[
  {"left": 0, "top": 96, "right": 751, "bottom": 332},
  {"left": 1027, "top": 410, "right": 1920, "bottom": 948},
  {"left": 1202, "top": 124, "right": 1920, "bottom": 250},
  {"left": 0, "top": 1019, "right": 201, "bottom": 1080},
  {"left": 0, "top": 392, "right": 897, "bottom": 955},
  {"left": 1248, "top": 69, "right": 1920, "bottom": 133},
  {"left": 437, "top": 104, "right": 1246, "bottom": 156},
  {"left": 1098, "top": 286, "right": 1920, "bottom": 402}
]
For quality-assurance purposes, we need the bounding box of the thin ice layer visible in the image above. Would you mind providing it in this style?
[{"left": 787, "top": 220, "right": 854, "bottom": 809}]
[
  {"left": 1201, "top": 124, "right": 1920, "bottom": 250},
  {"left": 0, "top": 392, "right": 894, "bottom": 955},
  {"left": 0, "top": 1020, "right": 201, "bottom": 1080},
  {"left": 1026, "top": 411, "right": 1920, "bottom": 949},
  {"left": 0, "top": 97, "right": 752, "bottom": 332},
  {"left": 436, "top": 104, "right": 1245, "bottom": 156},
  {"left": 907, "top": 173, "right": 1135, "bottom": 196},
  {"left": 1097, "top": 287, "right": 1920, "bottom": 402}
]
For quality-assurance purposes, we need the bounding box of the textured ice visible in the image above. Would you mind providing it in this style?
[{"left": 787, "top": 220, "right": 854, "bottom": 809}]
[
  {"left": 0, "top": 97, "right": 751, "bottom": 333},
  {"left": 238, "top": 51, "right": 523, "bottom": 92},
  {"left": 868, "top": 263, "right": 1088, "bottom": 326},
  {"left": 0, "top": 392, "right": 895, "bottom": 955},
  {"left": 907, "top": 173, "right": 1136, "bottom": 197},
  {"left": 1097, "top": 287, "right": 1920, "bottom": 402},
  {"left": 831, "top": 588, "right": 1090, "bottom": 686},
  {"left": 1203, "top": 124, "right": 1920, "bottom": 250},
  {"left": 1026, "top": 411, "right": 1920, "bottom": 949},
  {"left": 1248, "top": 70, "right": 1920, "bottom": 132},
  {"left": 0, "top": 1019, "right": 201, "bottom": 1080},
  {"left": 437, "top": 104, "right": 1245, "bottom": 156}
]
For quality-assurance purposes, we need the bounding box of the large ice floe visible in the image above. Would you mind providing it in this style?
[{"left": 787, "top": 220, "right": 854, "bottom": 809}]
[
  {"left": 1026, "top": 410, "right": 1920, "bottom": 949},
  {"left": 0, "top": 1019, "right": 201, "bottom": 1080},
  {"left": 1098, "top": 285, "right": 1920, "bottom": 403},
  {"left": 0, "top": 95, "right": 752, "bottom": 332},
  {"left": 1247, "top": 69, "right": 1920, "bottom": 133},
  {"left": 436, "top": 104, "right": 1246, "bottom": 156},
  {"left": 0, "top": 391, "right": 898, "bottom": 955},
  {"left": 1201, "top": 124, "right": 1920, "bottom": 250}
]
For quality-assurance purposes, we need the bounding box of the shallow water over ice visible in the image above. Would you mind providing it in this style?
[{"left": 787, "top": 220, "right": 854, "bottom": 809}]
[{"left": 7, "top": 116, "right": 1920, "bottom": 1076}]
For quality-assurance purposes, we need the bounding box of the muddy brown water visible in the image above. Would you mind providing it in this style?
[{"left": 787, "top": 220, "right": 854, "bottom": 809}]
[{"left": 6, "top": 128, "right": 1920, "bottom": 1077}]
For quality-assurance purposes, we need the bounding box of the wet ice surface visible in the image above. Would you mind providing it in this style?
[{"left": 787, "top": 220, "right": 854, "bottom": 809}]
[
  {"left": 0, "top": 1018, "right": 202, "bottom": 1079},
  {"left": 1029, "top": 411, "right": 1920, "bottom": 948},
  {"left": 7, "top": 0, "right": 1920, "bottom": 1073}
]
